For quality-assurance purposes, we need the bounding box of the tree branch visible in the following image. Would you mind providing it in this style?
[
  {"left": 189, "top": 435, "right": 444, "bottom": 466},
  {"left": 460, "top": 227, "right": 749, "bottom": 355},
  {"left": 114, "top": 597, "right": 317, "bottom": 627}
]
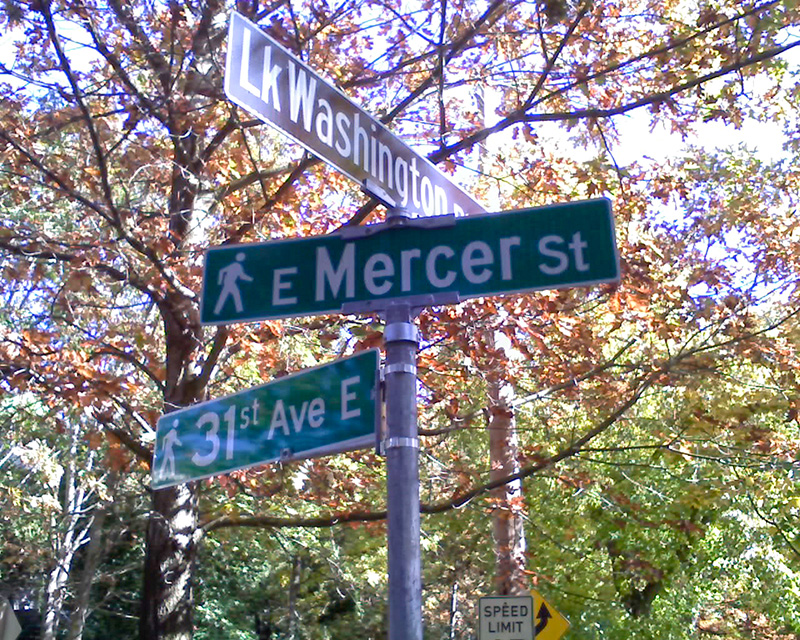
[
  {"left": 0, "top": 128, "right": 114, "bottom": 224},
  {"left": 418, "top": 338, "right": 637, "bottom": 437},
  {"left": 106, "top": 0, "right": 173, "bottom": 96},
  {"left": 430, "top": 39, "right": 800, "bottom": 163},
  {"left": 80, "top": 10, "right": 168, "bottom": 125},
  {"left": 38, "top": 2, "right": 119, "bottom": 220},
  {"left": 382, "top": 0, "right": 509, "bottom": 124},
  {"left": 0, "top": 235, "right": 156, "bottom": 301},
  {"left": 201, "top": 371, "right": 657, "bottom": 533},
  {"left": 0, "top": 129, "right": 197, "bottom": 304},
  {"left": 195, "top": 326, "right": 230, "bottom": 393},
  {"left": 522, "top": 1, "right": 591, "bottom": 109},
  {"left": 90, "top": 345, "right": 165, "bottom": 395}
]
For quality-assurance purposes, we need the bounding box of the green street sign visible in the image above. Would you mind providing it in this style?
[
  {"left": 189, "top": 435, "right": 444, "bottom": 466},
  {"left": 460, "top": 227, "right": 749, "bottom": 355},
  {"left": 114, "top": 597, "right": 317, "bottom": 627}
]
[
  {"left": 201, "top": 198, "right": 619, "bottom": 325},
  {"left": 151, "top": 350, "right": 380, "bottom": 489}
]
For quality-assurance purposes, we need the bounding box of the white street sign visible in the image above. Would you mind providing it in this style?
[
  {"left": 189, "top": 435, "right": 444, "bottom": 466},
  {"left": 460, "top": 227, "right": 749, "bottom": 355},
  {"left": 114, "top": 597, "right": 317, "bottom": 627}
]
[{"left": 224, "top": 12, "right": 485, "bottom": 217}]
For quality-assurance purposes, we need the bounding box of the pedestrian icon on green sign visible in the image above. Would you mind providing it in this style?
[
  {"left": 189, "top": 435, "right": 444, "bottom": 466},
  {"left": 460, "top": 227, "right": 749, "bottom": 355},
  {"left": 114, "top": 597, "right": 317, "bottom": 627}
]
[
  {"left": 158, "top": 423, "right": 183, "bottom": 481},
  {"left": 213, "top": 251, "right": 253, "bottom": 315},
  {"left": 151, "top": 350, "right": 380, "bottom": 489}
]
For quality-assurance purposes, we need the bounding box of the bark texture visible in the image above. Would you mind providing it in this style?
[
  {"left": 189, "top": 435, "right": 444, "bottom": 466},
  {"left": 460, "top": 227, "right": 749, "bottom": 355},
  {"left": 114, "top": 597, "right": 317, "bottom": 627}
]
[
  {"left": 139, "top": 483, "right": 199, "bottom": 640},
  {"left": 487, "top": 381, "right": 528, "bottom": 595}
]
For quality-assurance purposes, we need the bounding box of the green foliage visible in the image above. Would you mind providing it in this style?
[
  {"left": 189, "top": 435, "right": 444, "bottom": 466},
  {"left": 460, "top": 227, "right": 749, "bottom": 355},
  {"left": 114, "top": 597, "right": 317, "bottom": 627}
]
[{"left": 195, "top": 525, "right": 389, "bottom": 640}]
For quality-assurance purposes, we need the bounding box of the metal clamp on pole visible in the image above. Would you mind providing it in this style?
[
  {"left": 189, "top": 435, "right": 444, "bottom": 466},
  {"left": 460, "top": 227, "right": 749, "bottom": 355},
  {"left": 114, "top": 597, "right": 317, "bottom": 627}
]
[
  {"left": 385, "top": 322, "right": 419, "bottom": 344},
  {"left": 341, "top": 292, "right": 461, "bottom": 316},
  {"left": 384, "top": 363, "right": 417, "bottom": 376},
  {"left": 336, "top": 206, "right": 456, "bottom": 241},
  {"left": 384, "top": 437, "right": 419, "bottom": 450}
]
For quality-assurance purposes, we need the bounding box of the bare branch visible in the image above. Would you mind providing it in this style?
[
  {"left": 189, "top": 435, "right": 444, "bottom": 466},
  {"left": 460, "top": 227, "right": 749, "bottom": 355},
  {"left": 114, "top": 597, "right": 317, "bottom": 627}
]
[
  {"left": 195, "top": 326, "right": 230, "bottom": 393},
  {"left": 522, "top": 1, "right": 591, "bottom": 109},
  {"left": 431, "top": 39, "right": 800, "bottom": 163},
  {"left": 382, "top": 0, "right": 509, "bottom": 124},
  {"left": 90, "top": 345, "right": 165, "bottom": 395},
  {"left": 37, "top": 2, "right": 119, "bottom": 219},
  {"left": 202, "top": 371, "right": 656, "bottom": 533},
  {"left": 106, "top": 0, "right": 173, "bottom": 96}
]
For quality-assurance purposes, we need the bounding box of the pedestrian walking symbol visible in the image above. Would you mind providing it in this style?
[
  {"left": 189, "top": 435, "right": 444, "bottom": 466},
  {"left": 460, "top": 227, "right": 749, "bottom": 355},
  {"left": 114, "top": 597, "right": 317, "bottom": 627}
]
[
  {"left": 158, "top": 422, "right": 183, "bottom": 480},
  {"left": 214, "top": 252, "right": 253, "bottom": 315}
]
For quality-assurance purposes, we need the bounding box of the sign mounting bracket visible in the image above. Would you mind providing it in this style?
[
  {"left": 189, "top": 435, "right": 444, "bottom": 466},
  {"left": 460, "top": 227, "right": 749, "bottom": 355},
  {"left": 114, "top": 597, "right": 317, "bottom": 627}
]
[{"left": 337, "top": 211, "right": 457, "bottom": 241}]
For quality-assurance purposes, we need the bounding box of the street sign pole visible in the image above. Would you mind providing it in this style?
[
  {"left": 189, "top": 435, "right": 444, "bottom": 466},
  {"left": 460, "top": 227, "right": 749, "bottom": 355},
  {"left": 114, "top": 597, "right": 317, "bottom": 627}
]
[
  {"left": 384, "top": 300, "right": 422, "bottom": 640},
  {"left": 379, "top": 206, "right": 424, "bottom": 640},
  {"left": 218, "top": 16, "right": 620, "bottom": 638}
]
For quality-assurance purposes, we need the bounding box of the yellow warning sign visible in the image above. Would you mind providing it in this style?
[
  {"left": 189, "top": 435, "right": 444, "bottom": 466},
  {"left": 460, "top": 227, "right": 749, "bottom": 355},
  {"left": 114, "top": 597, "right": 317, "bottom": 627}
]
[{"left": 531, "top": 588, "right": 570, "bottom": 640}]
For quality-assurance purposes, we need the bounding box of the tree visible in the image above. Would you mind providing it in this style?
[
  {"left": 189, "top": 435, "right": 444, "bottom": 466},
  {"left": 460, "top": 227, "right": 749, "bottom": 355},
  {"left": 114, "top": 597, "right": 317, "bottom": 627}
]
[{"left": 2, "top": 1, "right": 800, "bottom": 638}]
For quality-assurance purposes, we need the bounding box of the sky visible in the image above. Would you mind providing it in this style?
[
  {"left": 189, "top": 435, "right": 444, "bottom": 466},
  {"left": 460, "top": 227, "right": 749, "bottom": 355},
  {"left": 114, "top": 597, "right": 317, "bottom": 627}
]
[{"left": 612, "top": 44, "right": 800, "bottom": 166}]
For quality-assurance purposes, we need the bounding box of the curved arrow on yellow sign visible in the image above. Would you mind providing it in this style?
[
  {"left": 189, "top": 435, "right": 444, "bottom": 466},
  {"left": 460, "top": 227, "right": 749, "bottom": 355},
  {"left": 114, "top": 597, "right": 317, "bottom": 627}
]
[{"left": 531, "top": 588, "right": 570, "bottom": 640}]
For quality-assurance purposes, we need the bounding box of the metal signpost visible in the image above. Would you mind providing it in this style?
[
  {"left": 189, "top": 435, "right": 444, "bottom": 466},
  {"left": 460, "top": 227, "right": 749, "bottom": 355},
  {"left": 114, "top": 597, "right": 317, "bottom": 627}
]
[
  {"left": 151, "top": 350, "right": 379, "bottom": 489},
  {"left": 200, "top": 199, "right": 619, "bottom": 325},
  {"left": 224, "top": 11, "right": 484, "bottom": 217},
  {"left": 383, "top": 299, "right": 422, "bottom": 640},
  {"left": 153, "top": 12, "right": 624, "bottom": 640}
]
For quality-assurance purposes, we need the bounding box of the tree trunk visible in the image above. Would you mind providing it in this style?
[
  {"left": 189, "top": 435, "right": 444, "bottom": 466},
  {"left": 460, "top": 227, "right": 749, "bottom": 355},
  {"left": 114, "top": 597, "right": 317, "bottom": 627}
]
[
  {"left": 66, "top": 505, "right": 108, "bottom": 640},
  {"left": 448, "top": 581, "right": 459, "bottom": 640},
  {"left": 139, "top": 483, "right": 198, "bottom": 640},
  {"left": 475, "top": 83, "right": 528, "bottom": 595},
  {"left": 487, "top": 381, "right": 527, "bottom": 596},
  {"left": 42, "top": 423, "right": 91, "bottom": 640},
  {"left": 287, "top": 555, "right": 302, "bottom": 640},
  {"left": 41, "top": 532, "right": 78, "bottom": 640}
]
